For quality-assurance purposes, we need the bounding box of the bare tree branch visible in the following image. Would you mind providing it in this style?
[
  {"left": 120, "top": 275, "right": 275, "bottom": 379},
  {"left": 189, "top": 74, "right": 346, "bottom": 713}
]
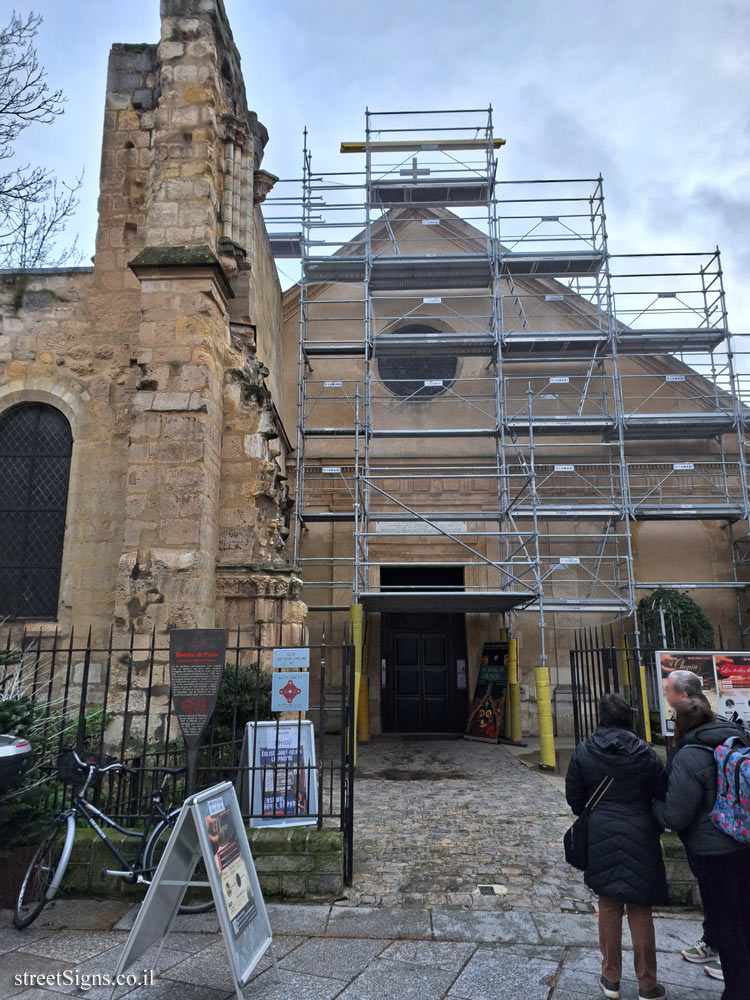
[{"left": 0, "top": 10, "right": 82, "bottom": 268}]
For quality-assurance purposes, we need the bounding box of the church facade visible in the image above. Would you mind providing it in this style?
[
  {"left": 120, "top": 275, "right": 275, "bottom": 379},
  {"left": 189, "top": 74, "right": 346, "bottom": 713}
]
[{"left": 1, "top": 0, "right": 747, "bottom": 738}]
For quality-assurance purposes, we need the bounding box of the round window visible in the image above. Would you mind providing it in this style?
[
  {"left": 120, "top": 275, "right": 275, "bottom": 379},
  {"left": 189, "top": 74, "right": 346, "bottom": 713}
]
[{"left": 377, "top": 326, "right": 457, "bottom": 398}]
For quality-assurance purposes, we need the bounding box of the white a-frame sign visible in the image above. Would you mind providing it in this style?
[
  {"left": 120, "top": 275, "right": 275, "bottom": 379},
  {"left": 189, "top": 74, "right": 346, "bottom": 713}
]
[{"left": 112, "top": 782, "right": 278, "bottom": 999}]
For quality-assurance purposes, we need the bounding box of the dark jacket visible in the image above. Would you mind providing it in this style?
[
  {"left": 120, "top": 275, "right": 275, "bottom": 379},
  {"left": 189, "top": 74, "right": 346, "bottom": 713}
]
[
  {"left": 565, "top": 726, "right": 669, "bottom": 906},
  {"left": 653, "top": 720, "right": 749, "bottom": 857}
]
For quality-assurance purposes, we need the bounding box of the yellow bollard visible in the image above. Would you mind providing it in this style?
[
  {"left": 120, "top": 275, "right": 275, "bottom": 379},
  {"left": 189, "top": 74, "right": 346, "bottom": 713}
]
[
  {"left": 535, "top": 666, "right": 557, "bottom": 770},
  {"left": 622, "top": 637, "right": 651, "bottom": 743},
  {"left": 619, "top": 636, "right": 632, "bottom": 687},
  {"left": 508, "top": 638, "right": 522, "bottom": 743},
  {"left": 639, "top": 662, "right": 652, "bottom": 744},
  {"left": 349, "top": 604, "right": 363, "bottom": 765},
  {"left": 358, "top": 619, "right": 371, "bottom": 743}
]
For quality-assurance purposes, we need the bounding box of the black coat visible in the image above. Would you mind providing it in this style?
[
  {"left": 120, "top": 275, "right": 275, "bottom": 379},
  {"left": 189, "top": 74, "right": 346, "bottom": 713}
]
[
  {"left": 565, "top": 726, "right": 669, "bottom": 906},
  {"left": 654, "top": 720, "right": 750, "bottom": 857}
]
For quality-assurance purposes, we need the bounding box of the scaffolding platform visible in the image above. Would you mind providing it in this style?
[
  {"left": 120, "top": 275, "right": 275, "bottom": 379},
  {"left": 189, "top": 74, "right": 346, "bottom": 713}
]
[
  {"left": 506, "top": 415, "right": 616, "bottom": 436},
  {"left": 303, "top": 340, "right": 368, "bottom": 358},
  {"left": 501, "top": 330, "right": 608, "bottom": 359},
  {"left": 632, "top": 503, "right": 746, "bottom": 520},
  {"left": 372, "top": 331, "right": 496, "bottom": 357},
  {"left": 620, "top": 413, "right": 735, "bottom": 440},
  {"left": 617, "top": 329, "right": 727, "bottom": 354},
  {"left": 360, "top": 590, "right": 537, "bottom": 613},
  {"left": 499, "top": 251, "right": 604, "bottom": 278},
  {"left": 370, "top": 177, "right": 492, "bottom": 206},
  {"left": 269, "top": 232, "right": 303, "bottom": 257}
]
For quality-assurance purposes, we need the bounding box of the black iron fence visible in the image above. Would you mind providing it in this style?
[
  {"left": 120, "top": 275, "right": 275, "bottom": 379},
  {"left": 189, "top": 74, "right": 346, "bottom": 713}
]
[
  {"left": 1, "top": 626, "right": 356, "bottom": 883},
  {"left": 569, "top": 626, "right": 650, "bottom": 743}
]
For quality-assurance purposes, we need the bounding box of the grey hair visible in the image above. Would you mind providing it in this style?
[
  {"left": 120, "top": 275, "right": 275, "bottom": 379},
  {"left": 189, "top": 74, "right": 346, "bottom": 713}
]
[{"left": 669, "top": 669, "right": 703, "bottom": 697}]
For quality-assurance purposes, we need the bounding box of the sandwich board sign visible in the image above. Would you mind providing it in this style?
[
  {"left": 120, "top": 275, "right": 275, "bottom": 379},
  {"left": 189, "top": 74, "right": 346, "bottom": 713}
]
[
  {"left": 111, "top": 782, "right": 277, "bottom": 999},
  {"left": 464, "top": 641, "right": 509, "bottom": 742},
  {"left": 236, "top": 720, "right": 318, "bottom": 827}
]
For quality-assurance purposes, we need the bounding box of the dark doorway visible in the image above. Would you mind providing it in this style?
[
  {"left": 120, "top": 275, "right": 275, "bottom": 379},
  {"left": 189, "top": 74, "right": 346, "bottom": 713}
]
[{"left": 380, "top": 566, "right": 468, "bottom": 734}]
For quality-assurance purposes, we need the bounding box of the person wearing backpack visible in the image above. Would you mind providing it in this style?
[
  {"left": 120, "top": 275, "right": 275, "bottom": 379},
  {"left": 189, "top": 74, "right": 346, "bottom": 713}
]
[
  {"left": 565, "top": 693, "right": 669, "bottom": 1000},
  {"left": 653, "top": 697, "right": 750, "bottom": 999}
]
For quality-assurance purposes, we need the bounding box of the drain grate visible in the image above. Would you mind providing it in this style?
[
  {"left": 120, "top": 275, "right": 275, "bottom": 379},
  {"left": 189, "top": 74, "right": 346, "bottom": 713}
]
[{"left": 475, "top": 884, "right": 508, "bottom": 896}]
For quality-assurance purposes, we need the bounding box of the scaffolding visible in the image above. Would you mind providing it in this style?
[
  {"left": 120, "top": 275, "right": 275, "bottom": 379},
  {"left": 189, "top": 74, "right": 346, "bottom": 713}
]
[{"left": 263, "top": 107, "right": 750, "bottom": 659}]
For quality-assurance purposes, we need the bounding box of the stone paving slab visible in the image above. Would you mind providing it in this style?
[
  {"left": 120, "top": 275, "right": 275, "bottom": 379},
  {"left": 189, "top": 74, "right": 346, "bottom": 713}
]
[
  {"left": 0, "top": 904, "right": 722, "bottom": 1000},
  {"left": 1, "top": 950, "right": 75, "bottom": 999},
  {"left": 432, "top": 908, "right": 540, "bottom": 944},
  {"left": 334, "top": 956, "right": 458, "bottom": 1000},
  {"left": 449, "top": 947, "right": 560, "bottom": 1000},
  {"left": 326, "top": 905, "right": 432, "bottom": 940},
  {"left": 278, "top": 936, "right": 389, "bottom": 978},
  {"left": 377, "top": 940, "right": 476, "bottom": 973},
  {"left": 266, "top": 902, "right": 331, "bottom": 936}
]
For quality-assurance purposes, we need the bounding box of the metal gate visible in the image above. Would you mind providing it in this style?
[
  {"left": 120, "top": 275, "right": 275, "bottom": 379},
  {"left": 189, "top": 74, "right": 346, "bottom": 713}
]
[{"left": 569, "top": 626, "right": 648, "bottom": 743}]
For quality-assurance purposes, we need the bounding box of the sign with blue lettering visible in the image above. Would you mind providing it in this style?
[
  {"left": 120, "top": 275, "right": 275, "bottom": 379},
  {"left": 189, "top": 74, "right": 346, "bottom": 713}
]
[{"left": 272, "top": 647, "right": 310, "bottom": 670}]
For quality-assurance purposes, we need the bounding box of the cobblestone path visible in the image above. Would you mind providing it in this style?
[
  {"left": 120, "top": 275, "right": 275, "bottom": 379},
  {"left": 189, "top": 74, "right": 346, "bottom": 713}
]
[{"left": 343, "top": 738, "right": 596, "bottom": 912}]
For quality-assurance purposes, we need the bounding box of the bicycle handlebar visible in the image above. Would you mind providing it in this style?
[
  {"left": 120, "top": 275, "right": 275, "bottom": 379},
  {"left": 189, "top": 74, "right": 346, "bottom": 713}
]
[{"left": 71, "top": 750, "right": 137, "bottom": 777}]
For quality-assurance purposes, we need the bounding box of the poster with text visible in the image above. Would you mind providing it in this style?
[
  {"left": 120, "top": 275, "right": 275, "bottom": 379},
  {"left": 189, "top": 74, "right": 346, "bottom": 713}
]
[
  {"left": 203, "top": 792, "right": 257, "bottom": 937},
  {"left": 464, "top": 641, "right": 509, "bottom": 742},
  {"left": 245, "top": 721, "right": 318, "bottom": 827},
  {"left": 657, "top": 650, "right": 718, "bottom": 735},
  {"left": 713, "top": 653, "right": 750, "bottom": 724}
]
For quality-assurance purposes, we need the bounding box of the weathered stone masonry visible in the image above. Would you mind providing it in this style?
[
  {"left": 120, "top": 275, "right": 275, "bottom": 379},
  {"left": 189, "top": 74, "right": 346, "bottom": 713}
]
[{"left": 0, "top": 0, "right": 305, "bottom": 665}]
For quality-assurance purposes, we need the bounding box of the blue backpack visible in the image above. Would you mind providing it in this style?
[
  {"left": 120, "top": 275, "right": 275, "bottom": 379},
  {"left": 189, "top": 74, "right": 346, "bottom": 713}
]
[{"left": 708, "top": 736, "right": 750, "bottom": 844}]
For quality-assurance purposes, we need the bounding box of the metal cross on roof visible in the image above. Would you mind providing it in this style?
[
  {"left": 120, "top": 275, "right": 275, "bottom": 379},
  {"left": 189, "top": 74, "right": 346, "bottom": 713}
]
[{"left": 399, "top": 157, "right": 430, "bottom": 182}]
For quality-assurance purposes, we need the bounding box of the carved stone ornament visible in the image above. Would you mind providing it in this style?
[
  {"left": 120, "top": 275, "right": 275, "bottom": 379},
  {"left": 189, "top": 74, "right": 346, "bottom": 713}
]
[{"left": 253, "top": 169, "right": 279, "bottom": 205}]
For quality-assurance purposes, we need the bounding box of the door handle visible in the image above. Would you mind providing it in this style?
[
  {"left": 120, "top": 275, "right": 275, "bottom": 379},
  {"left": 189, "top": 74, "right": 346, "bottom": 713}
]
[{"left": 381, "top": 658, "right": 386, "bottom": 689}]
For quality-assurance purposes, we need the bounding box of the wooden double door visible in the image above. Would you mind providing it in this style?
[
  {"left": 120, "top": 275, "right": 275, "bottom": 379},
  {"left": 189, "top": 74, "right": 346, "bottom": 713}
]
[{"left": 381, "top": 611, "right": 467, "bottom": 734}]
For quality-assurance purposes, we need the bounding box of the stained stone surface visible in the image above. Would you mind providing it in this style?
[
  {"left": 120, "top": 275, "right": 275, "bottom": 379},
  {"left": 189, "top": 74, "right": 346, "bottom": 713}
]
[
  {"left": 0, "top": 899, "right": 719, "bottom": 1000},
  {"left": 342, "top": 738, "right": 596, "bottom": 912},
  {"left": 0, "top": 737, "right": 718, "bottom": 999}
]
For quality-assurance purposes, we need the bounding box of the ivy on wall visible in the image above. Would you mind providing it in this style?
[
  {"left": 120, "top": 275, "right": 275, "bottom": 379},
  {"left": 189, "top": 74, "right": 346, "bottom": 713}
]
[{"left": 637, "top": 587, "right": 716, "bottom": 649}]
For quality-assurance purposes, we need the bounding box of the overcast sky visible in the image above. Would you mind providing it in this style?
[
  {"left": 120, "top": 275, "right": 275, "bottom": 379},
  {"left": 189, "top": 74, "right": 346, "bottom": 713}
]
[{"left": 10, "top": 0, "right": 750, "bottom": 338}]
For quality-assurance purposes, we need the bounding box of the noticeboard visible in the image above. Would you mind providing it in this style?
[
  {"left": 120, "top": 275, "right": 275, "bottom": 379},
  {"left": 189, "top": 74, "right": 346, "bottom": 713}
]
[
  {"left": 169, "top": 629, "right": 228, "bottom": 749},
  {"left": 112, "top": 782, "right": 276, "bottom": 1000},
  {"left": 238, "top": 720, "right": 318, "bottom": 827},
  {"left": 657, "top": 649, "right": 750, "bottom": 734},
  {"left": 464, "top": 641, "right": 509, "bottom": 742}
]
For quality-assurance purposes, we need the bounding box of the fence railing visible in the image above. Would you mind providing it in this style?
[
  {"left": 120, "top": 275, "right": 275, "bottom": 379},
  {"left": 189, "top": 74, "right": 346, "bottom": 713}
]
[
  {"left": 569, "top": 626, "right": 649, "bottom": 742},
  {"left": 1, "top": 627, "right": 357, "bottom": 883}
]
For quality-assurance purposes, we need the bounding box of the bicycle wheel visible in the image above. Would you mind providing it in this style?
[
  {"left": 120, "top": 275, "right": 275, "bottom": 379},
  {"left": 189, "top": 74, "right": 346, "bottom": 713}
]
[
  {"left": 14, "top": 813, "right": 75, "bottom": 929},
  {"left": 144, "top": 809, "right": 215, "bottom": 914}
]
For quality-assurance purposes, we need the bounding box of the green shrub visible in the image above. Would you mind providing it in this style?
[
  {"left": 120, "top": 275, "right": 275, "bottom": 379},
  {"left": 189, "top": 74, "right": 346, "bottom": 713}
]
[
  {"left": 638, "top": 587, "right": 715, "bottom": 649},
  {"left": 211, "top": 664, "right": 274, "bottom": 745}
]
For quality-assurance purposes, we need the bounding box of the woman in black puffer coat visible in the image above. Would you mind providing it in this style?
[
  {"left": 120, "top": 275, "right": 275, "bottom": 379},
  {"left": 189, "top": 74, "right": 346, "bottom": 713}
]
[
  {"left": 565, "top": 693, "right": 668, "bottom": 1000},
  {"left": 653, "top": 698, "right": 750, "bottom": 1000}
]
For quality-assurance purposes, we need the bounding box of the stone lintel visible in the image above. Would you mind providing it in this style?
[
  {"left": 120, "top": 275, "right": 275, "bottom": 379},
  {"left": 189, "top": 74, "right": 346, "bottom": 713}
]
[{"left": 128, "top": 245, "right": 234, "bottom": 300}]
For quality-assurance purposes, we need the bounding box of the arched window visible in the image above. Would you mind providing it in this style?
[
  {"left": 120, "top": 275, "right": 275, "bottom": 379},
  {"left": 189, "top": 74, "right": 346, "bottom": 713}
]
[
  {"left": 377, "top": 324, "right": 458, "bottom": 398},
  {"left": 0, "top": 404, "right": 72, "bottom": 619}
]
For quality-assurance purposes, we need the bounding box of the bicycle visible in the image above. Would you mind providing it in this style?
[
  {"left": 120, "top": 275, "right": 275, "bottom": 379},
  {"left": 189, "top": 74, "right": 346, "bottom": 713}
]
[{"left": 14, "top": 747, "right": 214, "bottom": 929}]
